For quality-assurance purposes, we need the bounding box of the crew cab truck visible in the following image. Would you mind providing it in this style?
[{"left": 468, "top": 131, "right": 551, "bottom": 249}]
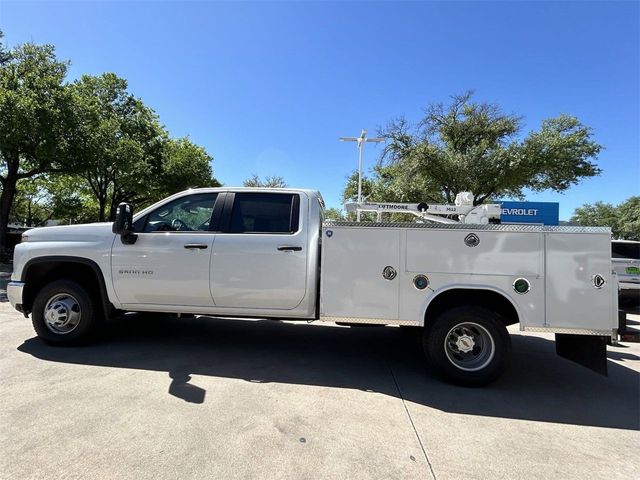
[{"left": 7, "top": 188, "right": 619, "bottom": 386}]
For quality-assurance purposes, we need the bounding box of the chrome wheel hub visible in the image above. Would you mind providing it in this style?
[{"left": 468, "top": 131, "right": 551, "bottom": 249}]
[
  {"left": 455, "top": 334, "right": 475, "bottom": 353},
  {"left": 444, "top": 322, "right": 496, "bottom": 372},
  {"left": 44, "top": 294, "right": 82, "bottom": 334}
]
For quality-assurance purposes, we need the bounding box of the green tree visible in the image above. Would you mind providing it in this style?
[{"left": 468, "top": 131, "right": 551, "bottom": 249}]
[
  {"left": 324, "top": 207, "right": 346, "bottom": 221},
  {"left": 0, "top": 38, "right": 73, "bottom": 250},
  {"left": 377, "top": 92, "right": 602, "bottom": 206},
  {"left": 67, "top": 73, "right": 166, "bottom": 221},
  {"left": 10, "top": 174, "right": 101, "bottom": 226},
  {"left": 570, "top": 201, "right": 619, "bottom": 232},
  {"left": 43, "top": 174, "right": 100, "bottom": 224},
  {"left": 571, "top": 196, "right": 640, "bottom": 240},
  {"left": 152, "top": 137, "right": 219, "bottom": 203},
  {"left": 243, "top": 174, "right": 288, "bottom": 188},
  {"left": 342, "top": 165, "right": 446, "bottom": 205},
  {"left": 617, "top": 197, "right": 640, "bottom": 241},
  {"left": 9, "top": 177, "right": 53, "bottom": 227}
]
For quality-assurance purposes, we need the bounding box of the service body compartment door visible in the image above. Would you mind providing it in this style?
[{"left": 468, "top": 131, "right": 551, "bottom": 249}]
[
  {"left": 544, "top": 232, "right": 613, "bottom": 331},
  {"left": 321, "top": 226, "right": 400, "bottom": 320},
  {"left": 406, "top": 229, "right": 541, "bottom": 275}
]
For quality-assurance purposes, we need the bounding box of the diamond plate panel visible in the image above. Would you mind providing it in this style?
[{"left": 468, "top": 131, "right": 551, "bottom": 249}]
[
  {"left": 323, "top": 221, "right": 610, "bottom": 234},
  {"left": 319, "top": 316, "right": 420, "bottom": 326},
  {"left": 523, "top": 326, "right": 615, "bottom": 336}
]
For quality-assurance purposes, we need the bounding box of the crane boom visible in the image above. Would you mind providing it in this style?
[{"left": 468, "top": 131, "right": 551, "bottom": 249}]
[{"left": 344, "top": 192, "right": 501, "bottom": 225}]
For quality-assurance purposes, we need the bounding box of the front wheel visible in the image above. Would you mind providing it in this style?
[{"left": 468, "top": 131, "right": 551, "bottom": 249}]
[
  {"left": 423, "top": 306, "right": 511, "bottom": 386},
  {"left": 31, "top": 280, "right": 102, "bottom": 345}
]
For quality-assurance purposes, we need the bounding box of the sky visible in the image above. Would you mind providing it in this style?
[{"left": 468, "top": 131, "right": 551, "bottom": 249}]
[{"left": 1, "top": 0, "right": 638, "bottom": 219}]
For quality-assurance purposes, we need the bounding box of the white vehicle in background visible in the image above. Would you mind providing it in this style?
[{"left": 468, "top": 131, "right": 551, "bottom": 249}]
[
  {"left": 7, "top": 188, "right": 619, "bottom": 386},
  {"left": 612, "top": 240, "right": 640, "bottom": 308}
]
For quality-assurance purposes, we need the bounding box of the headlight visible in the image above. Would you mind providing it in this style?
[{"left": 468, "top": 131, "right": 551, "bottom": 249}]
[{"left": 21, "top": 234, "right": 29, "bottom": 242}]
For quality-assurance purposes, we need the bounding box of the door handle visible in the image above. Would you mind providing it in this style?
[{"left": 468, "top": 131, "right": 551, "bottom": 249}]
[
  {"left": 277, "top": 246, "right": 302, "bottom": 252},
  {"left": 184, "top": 243, "right": 208, "bottom": 250}
]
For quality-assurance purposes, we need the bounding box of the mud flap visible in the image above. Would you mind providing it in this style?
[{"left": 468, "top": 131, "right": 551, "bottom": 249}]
[{"left": 555, "top": 334, "right": 608, "bottom": 376}]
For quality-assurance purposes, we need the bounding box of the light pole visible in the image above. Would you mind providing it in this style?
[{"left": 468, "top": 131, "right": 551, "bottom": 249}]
[{"left": 339, "top": 129, "right": 384, "bottom": 221}]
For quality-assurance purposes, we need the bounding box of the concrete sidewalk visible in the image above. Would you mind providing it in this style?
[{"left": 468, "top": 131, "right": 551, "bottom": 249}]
[{"left": 0, "top": 299, "right": 638, "bottom": 479}]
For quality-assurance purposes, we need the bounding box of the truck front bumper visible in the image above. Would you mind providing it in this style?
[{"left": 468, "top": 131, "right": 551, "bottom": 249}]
[{"left": 7, "top": 281, "right": 26, "bottom": 314}]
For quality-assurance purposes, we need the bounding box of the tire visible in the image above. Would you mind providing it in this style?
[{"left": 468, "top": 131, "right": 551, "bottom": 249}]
[
  {"left": 31, "top": 280, "right": 102, "bottom": 346},
  {"left": 423, "top": 305, "right": 511, "bottom": 387},
  {"left": 619, "top": 293, "right": 640, "bottom": 309}
]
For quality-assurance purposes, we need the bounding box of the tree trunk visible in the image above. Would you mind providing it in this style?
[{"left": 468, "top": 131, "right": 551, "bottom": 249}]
[
  {"left": 0, "top": 176, "right": 18, "bottom": 256},
  {"left": 98, "top": 196, "right": 107, "bottom": 222},
  {"left": 27, "top": 199, "right": 33, "bottom": 227},
  {"left": 109, "top": 182, "right": 120, "bottom": 221},
  {"left": 109, "top": 201, "right": 118, "bottom": 222}
]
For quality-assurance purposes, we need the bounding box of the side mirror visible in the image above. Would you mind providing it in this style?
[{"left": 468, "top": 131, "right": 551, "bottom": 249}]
[{"left": 112, "top": 203, "right": 137, "bottom": 244}]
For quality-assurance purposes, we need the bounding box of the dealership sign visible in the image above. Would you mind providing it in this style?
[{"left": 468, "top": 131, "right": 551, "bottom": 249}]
[{"left": 499, "top": 201, "right": 559, "bottom": 225}]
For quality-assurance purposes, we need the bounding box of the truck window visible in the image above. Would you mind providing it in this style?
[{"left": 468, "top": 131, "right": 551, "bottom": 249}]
[
  {"left": 143, "top": 193, "right": 218, "bottom": 232},
  {"left": 229, "top": 193, "right": 299, "bottom": 234},
  {"left": 612, "top": 242, "right": 640, "bottom": 260}
]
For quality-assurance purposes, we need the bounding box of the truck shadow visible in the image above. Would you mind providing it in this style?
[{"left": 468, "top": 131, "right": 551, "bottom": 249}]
[{"left": 17, "top": 314, "right": 639, "bottom": 430}]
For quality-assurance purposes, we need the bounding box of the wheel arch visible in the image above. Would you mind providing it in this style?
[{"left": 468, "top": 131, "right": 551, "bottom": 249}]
[
  {"left": 21, "top": 256, "right": 114, "bottom": 318},
  {"left": 422, "top": 285, "right": 521, "bottom": 329}
]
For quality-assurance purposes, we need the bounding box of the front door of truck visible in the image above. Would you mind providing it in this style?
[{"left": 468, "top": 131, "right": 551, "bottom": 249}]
[
  {"left": 111, "top": 192, "right": 221, "bottom": 307},
  {"left": 209, "top": 192, "right": 308, "bottom": 310}
]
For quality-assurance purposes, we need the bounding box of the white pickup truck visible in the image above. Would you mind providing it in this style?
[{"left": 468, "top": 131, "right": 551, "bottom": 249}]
[{"left": 8, "top": 187, "right": 618, "bottom": 386}]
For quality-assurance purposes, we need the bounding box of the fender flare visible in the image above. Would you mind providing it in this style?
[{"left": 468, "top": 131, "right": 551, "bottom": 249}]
[
  {"left": 21, "top": 256, "right": 114, "bottom": 317},
  {"left": 420, "top": 283, "right": 522, "bottom": 327}
]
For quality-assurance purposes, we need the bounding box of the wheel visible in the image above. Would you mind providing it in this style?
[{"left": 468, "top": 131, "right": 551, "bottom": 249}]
[
  {"left": 423, "top": 305, "right": 511, "bottom": 386},
  {"left": 31, "top": 280, "right": 102, "bottom": 345}
]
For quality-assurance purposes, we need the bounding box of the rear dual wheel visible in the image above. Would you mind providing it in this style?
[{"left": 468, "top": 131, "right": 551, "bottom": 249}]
[{"left": 423, "top": 305, "right": 511, "bottom": 386}]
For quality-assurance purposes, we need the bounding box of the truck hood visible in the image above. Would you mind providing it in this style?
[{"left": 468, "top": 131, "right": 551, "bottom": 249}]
[{"left": 23, "top": 223, "right": 115, "bottom": 242}]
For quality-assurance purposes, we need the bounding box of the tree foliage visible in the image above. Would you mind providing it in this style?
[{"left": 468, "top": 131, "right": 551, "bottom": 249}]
[
  {"left": 67, "top": 74, "right": 219, "bottom": 220},
  {"left": 617, "top": 197, "right": 640, "bottom": 241},
  {"left": 9, "top": 177, "right": 54, "bottom": 227},
  {"left": 67, "top": 73, "right": 167, "bottom": 221},
  {"left": 0, "top": 33, "right": 219, "bottom": 244},
  {"left": 0, "top": 38, "right": 73, "bottom": 249},
  {"left": 155, "top": 137, "right": 220, "bottom": 201},
  {"left": 342, "top": 165, "right": 445, "bottom": 205},
  {"left": 324, "top": 207, "right": 346, "bottom": 221},
  {"left": 243, "top": 174, "right": 288, "bottom": 188},
  {"left": 571, "top": 196, "right": 640, "bottom": 240},
  {"left": 361, "top": 92, "right": 602, "bottom": 206}
]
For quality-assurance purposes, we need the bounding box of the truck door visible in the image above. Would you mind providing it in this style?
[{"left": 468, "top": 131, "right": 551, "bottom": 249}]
[
  {"left": 111, "top": 192, "right": 221, "bottom": 307},
  {"left": 210, "top": 192, "right": 308, "bottom": 310}
]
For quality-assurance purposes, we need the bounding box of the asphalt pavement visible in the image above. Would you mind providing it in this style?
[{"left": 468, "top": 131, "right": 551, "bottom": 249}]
[{"left": 1, "top": 267, "right": 638, "bottom": 480}]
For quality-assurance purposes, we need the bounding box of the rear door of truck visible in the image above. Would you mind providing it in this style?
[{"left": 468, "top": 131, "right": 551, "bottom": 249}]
[{"left": 209, "top": 191, "right": 309, "bottom": 310}]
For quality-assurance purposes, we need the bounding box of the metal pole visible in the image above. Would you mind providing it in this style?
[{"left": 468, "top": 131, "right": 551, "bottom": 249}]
[
  {"left": 340, "top": 129, "right": 383, "bottom": 223},
  {"left": 357, "top": 139, "right": 363, "bottom": 222}
]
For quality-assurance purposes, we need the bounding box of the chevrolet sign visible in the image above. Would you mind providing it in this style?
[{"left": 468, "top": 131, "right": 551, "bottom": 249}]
[
  {"left": 503, "top": 208, "right": 539, "bottom": 216},
  {"left": 500, "top": 201, "right": 559, "bottom": 225}
]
